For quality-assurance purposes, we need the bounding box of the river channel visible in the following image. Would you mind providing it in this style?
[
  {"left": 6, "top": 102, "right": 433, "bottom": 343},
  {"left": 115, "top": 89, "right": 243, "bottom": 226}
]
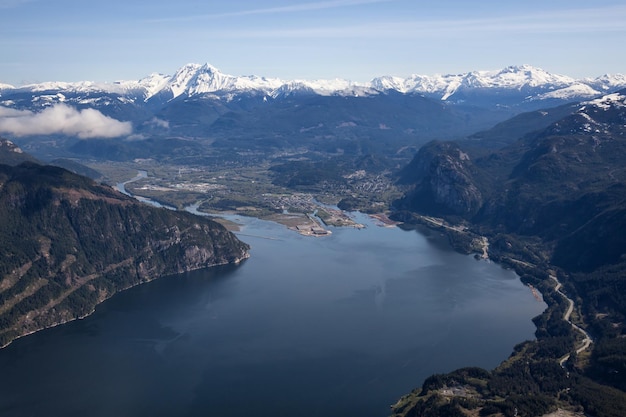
[{"left": 0, "top": 213, "right": 545, "bottom": 417}]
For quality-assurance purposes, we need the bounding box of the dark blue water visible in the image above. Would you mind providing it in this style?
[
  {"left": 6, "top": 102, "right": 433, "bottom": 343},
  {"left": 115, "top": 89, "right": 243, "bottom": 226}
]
[{"left": 0, "top": 214, "right": 545, "bottom": 417}]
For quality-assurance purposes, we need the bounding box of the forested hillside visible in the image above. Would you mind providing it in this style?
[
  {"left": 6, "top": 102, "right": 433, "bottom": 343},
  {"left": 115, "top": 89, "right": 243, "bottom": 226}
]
[
  {"left": 0, "top": 161, "right": 249, "bottom": 347},
  {"left": 392, "top": 91, "right": 626, "bottom": 416}
]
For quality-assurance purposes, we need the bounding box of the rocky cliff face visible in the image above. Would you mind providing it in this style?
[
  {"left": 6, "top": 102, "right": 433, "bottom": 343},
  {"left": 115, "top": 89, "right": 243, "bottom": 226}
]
[
  {"left": 396, "top": 141, "right": 483, "bottom": 216},
  {"left": 397, "top": 91, "right": 626, "bottom": 262},
  {"left": 0, "top": 162, "right": 249, "bottom": 347}
]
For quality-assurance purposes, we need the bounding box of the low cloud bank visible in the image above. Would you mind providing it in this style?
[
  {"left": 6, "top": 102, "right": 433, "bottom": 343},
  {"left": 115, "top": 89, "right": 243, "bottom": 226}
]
[{"left": 0, "top": 104, "right": 132, "bottom": 138}]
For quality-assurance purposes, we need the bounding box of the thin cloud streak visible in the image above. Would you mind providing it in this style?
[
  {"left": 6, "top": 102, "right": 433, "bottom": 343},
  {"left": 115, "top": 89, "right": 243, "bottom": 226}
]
[
  {"left": 5, "top": 3, "right": 624, "bottom": 42},
  {"left": 183, "top": 4, "right": 626, "bottom": 39},
  {"left": 147, "top": 0, "right": 394, "bottom": 23}
]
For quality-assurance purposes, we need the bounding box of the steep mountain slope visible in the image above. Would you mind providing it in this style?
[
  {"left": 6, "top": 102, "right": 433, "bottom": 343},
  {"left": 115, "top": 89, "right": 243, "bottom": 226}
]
[
  {"left": 477, "top": 92, "right": 626, "bottom": 259},
  {"left": 393, "top": 90, "right": 626, "bottom": 415},
  {"left": 398, "top": 90, "right": 626, "bottom": 270},
  {"left": 462, "top": 102, "right": 579, "bottom": 149},
  {"left": 0, "top": 162, "right": 249, "bottom": 347},
  {"left": 396, "top": 141, "right": 484, "bottom": 216}
]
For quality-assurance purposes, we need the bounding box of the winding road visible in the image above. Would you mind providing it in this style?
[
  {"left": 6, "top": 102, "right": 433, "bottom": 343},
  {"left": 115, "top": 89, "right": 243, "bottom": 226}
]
[
  {"left": 416, "top": 215, "right": 593, "bottom": 367},
  {"left": 550, "top": 274, "right": 594, "bottom": 366}
]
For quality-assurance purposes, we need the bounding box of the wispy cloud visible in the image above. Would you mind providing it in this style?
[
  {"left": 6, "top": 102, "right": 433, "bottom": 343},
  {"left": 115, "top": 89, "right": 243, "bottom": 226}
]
[
  {"left": 186, "top": 4, "right": 626, "bottom": 39},
  {"left": 148, "top": 0, "right": 393, "bottom": 23},
  {"left": 440, "top": 5, "right": 626, "bottom": 34},
  {"left": 0, "top": 104, "right": 132, "bottom": 138}
]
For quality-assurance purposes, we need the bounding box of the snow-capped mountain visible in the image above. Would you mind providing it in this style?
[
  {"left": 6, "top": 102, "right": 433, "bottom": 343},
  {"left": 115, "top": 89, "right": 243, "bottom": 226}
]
[
  {"left": 140, "top": 63, "right": 284, "bottom": 100},
  {"left": 130, "top": 63, "right": 374, "bottom": 101},
  {"left": 374, "top": 65, "right": 577, "bottom": 96},
  {"left": 2, "top": 63, "right": 625, "bottom": 167},
  {"left": 1, "top": 64, "right": 626, "bottom": 146},
  {"left": 373, "top": 65, "right": 625, "bottom": 105},
  {"left": 584, "top": 73, "right": 626, "bottom": 92},
  {"left": 2, "top": 64, "right": 625, "bottom": 108}
]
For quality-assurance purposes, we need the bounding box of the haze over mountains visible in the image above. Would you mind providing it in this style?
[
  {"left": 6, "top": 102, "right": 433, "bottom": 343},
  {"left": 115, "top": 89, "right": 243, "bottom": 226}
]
[{"left": 2, "top": 63, "right": 625, "bottom": 166}]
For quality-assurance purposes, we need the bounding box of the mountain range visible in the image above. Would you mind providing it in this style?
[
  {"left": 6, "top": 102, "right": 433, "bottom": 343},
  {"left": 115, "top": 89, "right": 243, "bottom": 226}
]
[
  {"left": 2, "top": 64, "right": 625, "bottom": 166},
  {"left": 2, "top": 63, "right": 625, "bottom": 106}
]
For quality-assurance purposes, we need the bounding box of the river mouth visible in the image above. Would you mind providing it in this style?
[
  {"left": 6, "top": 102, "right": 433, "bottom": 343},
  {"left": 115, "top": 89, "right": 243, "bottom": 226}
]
[{"left": 0, "top": 214, "right": 545, "bottom": 417}]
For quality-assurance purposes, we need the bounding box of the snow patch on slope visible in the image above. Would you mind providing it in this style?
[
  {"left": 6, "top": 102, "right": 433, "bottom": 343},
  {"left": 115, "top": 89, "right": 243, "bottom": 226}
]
[
  {"left": 537, "top": 83, "right": 600, "bottom": 100},
  {"left": 580, "top": 92, "right": 626, "bottom": 111}
]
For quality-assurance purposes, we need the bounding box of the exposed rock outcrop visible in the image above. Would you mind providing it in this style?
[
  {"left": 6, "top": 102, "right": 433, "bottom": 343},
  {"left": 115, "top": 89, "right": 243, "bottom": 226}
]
[{"left": 396, "top": 141, "right": 483, "bottom": 216}]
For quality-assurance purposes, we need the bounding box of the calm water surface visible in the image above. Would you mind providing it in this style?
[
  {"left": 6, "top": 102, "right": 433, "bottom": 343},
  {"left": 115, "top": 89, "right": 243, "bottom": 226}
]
[{"left": 0, "top": 214, "right": 545, "bottom": 417}]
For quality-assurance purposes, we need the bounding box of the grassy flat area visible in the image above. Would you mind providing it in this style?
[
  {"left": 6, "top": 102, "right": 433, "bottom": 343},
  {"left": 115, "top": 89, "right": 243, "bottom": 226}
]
[{"left": 86, "top": 159, "right": 395, "bottom": 234}]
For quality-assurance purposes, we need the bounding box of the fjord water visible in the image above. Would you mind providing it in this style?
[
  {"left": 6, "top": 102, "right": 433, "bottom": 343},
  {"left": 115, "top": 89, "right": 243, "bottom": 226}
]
[{"left": 0, "top": 214, "right": 545, "bottom": 417}]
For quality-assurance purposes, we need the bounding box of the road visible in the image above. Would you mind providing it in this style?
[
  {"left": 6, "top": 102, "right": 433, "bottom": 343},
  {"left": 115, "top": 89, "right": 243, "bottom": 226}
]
[
  {"left": 418, "top": 215, "right": 489, "bottom": 259},
  {"left": 550, "top": 274, "right": 594, "bottom": 366},
  {"left": 417, "top": 214, "right": 593, "bottom": 367}
]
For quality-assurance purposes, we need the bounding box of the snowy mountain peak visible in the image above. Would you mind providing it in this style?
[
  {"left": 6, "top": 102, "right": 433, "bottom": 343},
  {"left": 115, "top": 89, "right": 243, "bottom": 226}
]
[
  {"left": 2, "top": 63, "right": 626, "bottom": 109},
  {"left": 131, "top": 72, "right": 171, "bottom": 99},
  {"left": 498, "top": 64, "right": 554, "bottom": 77},
  {"left": 462, "top": 65, "right": 575, "bottom": 89},
  {"left": 159, "top": 62, "right": 284, "bottom": 100},
  {"left": 378, "top": 65, "right": 597, "bottom": 102},
  {"left": 370, "top": 75, "right": 407, "bottom": 92},
  {"left": 270, "top": 81, "right": 317, "bottom": 98}
]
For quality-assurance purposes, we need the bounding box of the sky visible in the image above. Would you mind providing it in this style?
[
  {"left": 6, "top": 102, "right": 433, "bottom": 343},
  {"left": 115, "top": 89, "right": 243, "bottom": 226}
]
[{"left": 1, "top": 0, "right": 625, "bottom": 86}]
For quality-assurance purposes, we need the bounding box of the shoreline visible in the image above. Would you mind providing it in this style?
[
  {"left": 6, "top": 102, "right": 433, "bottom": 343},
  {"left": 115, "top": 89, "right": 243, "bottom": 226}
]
[
  {"left": 396, "top": 211, "right": 594, "bottom": 363},
  {"left": 389, "top": 212, "right": 598, "bottom": 416},
  {"left": 0, "top": 254, "right": 249, "bottom": 350}
]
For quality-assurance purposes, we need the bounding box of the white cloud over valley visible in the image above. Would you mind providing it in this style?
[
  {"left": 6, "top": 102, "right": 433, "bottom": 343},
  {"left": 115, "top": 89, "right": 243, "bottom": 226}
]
[{"left": 0, "top": 104, "right": 132, "bottom": 138}]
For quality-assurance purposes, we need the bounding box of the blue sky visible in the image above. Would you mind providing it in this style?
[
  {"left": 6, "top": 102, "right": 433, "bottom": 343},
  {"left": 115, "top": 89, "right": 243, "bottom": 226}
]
[{"left": 1, "top": 0, "right": 625, "bottom": 85}]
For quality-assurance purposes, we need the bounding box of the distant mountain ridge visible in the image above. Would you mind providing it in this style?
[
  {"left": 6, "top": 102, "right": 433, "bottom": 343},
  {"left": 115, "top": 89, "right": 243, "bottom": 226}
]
[
  {"left": 2, "top": 65, "right": 626, "bottom": 188},
  {"left": 2, "top": 64, "right": 625, "bottom": 108},
  {"left": 3, "top": 64, "right": 625, "bottom": 161}
]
